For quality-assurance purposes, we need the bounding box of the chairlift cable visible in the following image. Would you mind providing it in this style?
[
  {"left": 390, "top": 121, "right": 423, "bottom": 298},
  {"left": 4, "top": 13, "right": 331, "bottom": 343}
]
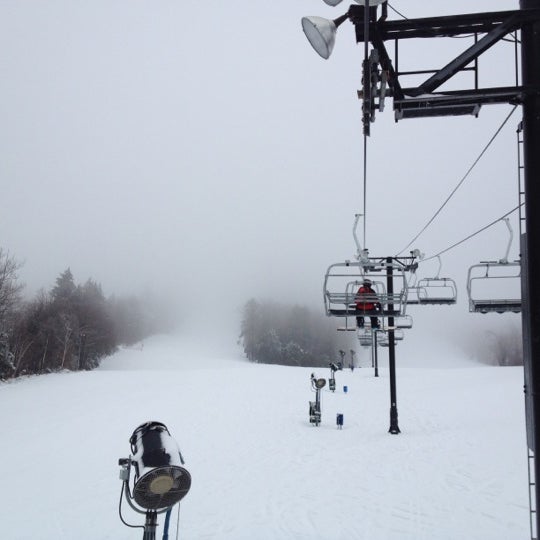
[
  {"left": 395, "top": 105, "right": 518, "bottom": 256},
  {"left": 421, "top": 204, "right": 522, "bottom": 262},
  {"left": 362, "top": 1, "right": 370, "bottom": 249},
  {"left": 363, "top": 125, "right": 368, "bottom": 249}
]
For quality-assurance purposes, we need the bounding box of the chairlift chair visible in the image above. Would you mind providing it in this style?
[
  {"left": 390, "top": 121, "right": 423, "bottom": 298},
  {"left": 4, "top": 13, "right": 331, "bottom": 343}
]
[
  {"left": 466, "top": 218, "right": 521, "bottom": 314},
  {"left": 406, "top": 256, "right": 457, "bottom": 305},
  {"left": 394, "top": 314, "right": 413, "bottom": 329},
  {"left": 357, "top": 327, "right": 374, "bottom": 347},
  {"left": 467, "top": 261, "right": 521, "bottom": 313},
  {"left": 323, "top": 260, "right": 407, "bottom": 320},
  {"left": 378, "top": 329, "right": 405, "bottom": 347},
  {"left": 416, "top": 277, "right": 458, "bottom": 305}
]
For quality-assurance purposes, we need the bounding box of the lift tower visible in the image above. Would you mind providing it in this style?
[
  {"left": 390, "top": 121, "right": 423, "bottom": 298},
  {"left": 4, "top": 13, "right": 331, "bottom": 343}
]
[
  {"left": 303, "top": 1, "right": 540, "bottom": 535},
  {"left": 520, "top": 1, "right": 540, "bottom": 538}
]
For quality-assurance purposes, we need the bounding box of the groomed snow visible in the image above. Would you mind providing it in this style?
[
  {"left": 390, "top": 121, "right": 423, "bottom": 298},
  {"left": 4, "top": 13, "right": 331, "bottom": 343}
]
[{"left": 0, "top": 333, "right": 530, "bottom": 539}]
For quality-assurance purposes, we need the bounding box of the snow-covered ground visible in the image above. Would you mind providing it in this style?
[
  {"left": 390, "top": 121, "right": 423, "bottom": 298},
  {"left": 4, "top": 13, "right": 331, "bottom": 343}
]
[{"left": 0, "top": 333, "right": 530, "bottom": 539}]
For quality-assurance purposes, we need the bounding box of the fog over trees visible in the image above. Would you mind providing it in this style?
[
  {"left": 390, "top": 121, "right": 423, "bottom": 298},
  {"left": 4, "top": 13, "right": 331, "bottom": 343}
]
[
  {"left": 0, "top": 250, "right": 174, "bottom": 379},
  {"left": 239, "top": 298, "right": 354, "bottom": 367}
]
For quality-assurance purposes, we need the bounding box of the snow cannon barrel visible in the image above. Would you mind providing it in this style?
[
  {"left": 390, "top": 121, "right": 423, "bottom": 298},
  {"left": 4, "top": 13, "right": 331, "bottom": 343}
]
[{"left": 129, "top": 421, "right": 191, "bottom": 510}]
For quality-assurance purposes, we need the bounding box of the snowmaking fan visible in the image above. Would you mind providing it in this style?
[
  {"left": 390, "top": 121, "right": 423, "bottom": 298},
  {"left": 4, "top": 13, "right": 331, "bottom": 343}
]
[
  {"left": 128, "top": 421, "right": 191, "bottom": 510},
  {"left": 118, "top": 421, "right": 192, "bottom": 539}
]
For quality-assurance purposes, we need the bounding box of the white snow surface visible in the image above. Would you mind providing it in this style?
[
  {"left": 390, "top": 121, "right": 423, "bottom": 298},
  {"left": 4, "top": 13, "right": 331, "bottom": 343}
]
[{"left": 0, "top": 333, "right": 530, "bottom": 539}]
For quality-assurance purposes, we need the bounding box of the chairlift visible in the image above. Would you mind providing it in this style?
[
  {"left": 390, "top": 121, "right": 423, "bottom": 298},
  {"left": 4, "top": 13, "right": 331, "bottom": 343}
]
[
  {"left": 466, "top": 218, "right": 521, "bottom": 314},
  {"left": 406, "top": 256, "right": 457, "bottom": 305},
  {"left": 324, "top": 215, "right": 409, "bottom": 322},
  {"left": 357, "top": 327, "right": 374, "bottom": 347},
  {"left": 394, "top": 314, "right": 413, "bottom": 329},
  {"left": 378, "top": 328, "right": 405, "bottom": 347},
  {"left": 323, "top": 260, "right": 407, "bottom": 320},
  {"left": 467, "top": 261, "right": 521, "bottom": 313}
]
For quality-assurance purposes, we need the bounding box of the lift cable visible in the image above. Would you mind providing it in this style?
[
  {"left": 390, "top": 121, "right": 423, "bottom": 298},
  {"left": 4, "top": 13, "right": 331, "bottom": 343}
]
[
  {"left": 363, "top": 128, "right": 368, "bottom": 249},
  {"left": 420, "top": 203, "right": 522, "bottom": 263},
  {"left": 395, "top": 105, "right": 518, "bottom": 257},
  {"left": 362, "top": 3, "right": 371, "bottom": 249}
]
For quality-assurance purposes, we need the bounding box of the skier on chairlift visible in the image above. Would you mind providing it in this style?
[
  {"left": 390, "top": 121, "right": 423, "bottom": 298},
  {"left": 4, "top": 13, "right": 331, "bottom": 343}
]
[{"left": 355, "top": 278, "right": 381, "bottom": 329}]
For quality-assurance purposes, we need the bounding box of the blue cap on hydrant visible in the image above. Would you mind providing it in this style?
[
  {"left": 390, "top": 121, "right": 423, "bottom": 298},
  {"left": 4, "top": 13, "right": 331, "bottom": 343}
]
[{"left": 343, "top": 385, "right": 348, "bottom": 393}]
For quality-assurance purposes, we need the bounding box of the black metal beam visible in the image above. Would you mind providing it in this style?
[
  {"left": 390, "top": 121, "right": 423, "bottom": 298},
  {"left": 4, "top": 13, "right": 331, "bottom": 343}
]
[
  {"left": 370, "top": 24, "right": 405, "bottom": 100},
  {"left": 408, "top": 12, "right": 527, "bottom": 96},
  {"left": 351, "top": 8, "right": 540, "bottom": 41},
  {"left": 349, "top": 6, "right": 540, "bottom": 120},
  {"left": 392, "top": 86, "right": 531, "bottom": 119}
]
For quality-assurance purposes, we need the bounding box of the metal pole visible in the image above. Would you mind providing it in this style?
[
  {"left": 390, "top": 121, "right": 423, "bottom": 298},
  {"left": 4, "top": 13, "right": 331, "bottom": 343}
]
[
  {"left": 373, "top": 330, "right": 379, "bottom": 377},
  {"left": 520, "top": 0, "right": 540, "bottom": 535},
  {"left": 387, "top": 257, "right": 400, "bottom": 434},
  {"left": 143, "top": 510, "right": 157, "bottom": 540}
]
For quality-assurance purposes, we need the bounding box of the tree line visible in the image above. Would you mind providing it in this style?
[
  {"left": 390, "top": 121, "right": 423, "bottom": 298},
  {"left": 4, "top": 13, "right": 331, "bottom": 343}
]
[
  {"left": 239, "top": 298, "right": 350, "bottom": 367},
  {"left": 0, "top": 250, "right": 172, "bottom": 380}
]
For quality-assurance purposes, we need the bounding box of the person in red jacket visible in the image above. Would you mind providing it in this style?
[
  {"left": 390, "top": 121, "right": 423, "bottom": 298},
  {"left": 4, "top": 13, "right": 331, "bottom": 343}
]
[{"left": 355, "top": 278, "right": 381, "bottom": 329}]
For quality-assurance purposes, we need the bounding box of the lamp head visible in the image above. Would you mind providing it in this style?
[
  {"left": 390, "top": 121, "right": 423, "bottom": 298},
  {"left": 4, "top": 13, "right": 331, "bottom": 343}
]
[
  {"left": 324, "top": 0, "right": 386, "bottom": 5},
  {"left": 301, "top": 16, "right": 337, "bottom": 59},
  {"left": 353, "top": 0, "right": 386, "bottom": 4}
]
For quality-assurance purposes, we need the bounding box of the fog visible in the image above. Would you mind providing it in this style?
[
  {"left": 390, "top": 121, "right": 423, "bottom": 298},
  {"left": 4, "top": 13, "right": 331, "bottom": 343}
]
[{"left": 0, "top": 0, "right": 523, "bottom": 343}]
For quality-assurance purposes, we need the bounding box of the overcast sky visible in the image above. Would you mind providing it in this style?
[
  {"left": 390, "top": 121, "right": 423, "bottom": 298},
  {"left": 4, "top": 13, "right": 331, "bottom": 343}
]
[{"left": 0, "top": 0, "right": 523, "bottom": 337}]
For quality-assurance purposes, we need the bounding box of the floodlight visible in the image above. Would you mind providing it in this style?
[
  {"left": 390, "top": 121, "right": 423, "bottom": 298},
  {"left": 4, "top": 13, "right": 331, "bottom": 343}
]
[
  {"left": 301, "top": 16, "right": 338, "bottom": 59},
  {"left": 353, "top": 0, "right": 386, "bottom": 5},
  {"left": 301, "top": 14, "right": 353, "bottom": 60},
  {"left": 324, "top": 0, "right": 386, "bottom": 4}
]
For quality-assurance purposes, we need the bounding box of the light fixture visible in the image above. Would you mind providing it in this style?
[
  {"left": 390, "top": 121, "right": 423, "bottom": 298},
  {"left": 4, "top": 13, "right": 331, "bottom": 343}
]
[
  {"left": 302, "top": 1, "right": 386, "bottom": 59},
  {"left": 301, "top": 16, "right": 341, "bottom": 59},
  {"left": 118, "top": 421, "right": 192, "bottom": 537},
  {"left": 323, "top": 0, "right": 386, "bottom": 7},
  {"left": 353, "top": 0, "right": 386, "bottom": 5}
]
